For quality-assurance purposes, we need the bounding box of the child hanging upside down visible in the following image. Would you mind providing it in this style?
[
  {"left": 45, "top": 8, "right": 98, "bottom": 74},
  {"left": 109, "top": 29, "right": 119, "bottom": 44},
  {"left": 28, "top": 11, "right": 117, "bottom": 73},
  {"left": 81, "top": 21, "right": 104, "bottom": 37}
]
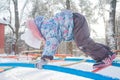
[{"left": 21, "top": 10, "right": 116, "bottom": 69}]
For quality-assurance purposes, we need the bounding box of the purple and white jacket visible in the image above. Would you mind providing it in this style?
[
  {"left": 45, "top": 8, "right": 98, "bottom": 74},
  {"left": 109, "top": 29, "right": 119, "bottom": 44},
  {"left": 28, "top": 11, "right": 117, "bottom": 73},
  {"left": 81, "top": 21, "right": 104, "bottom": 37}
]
[{"left": 34, "top": 10, "right": 74, "bottom": 56}]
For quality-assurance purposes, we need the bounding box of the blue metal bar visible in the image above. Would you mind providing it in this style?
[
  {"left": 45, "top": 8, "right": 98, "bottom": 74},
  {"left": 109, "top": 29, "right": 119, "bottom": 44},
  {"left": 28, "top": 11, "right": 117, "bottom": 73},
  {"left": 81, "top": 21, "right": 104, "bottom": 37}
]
[{"left": 43, "top": 65, "right": 119, "bottom": 80}]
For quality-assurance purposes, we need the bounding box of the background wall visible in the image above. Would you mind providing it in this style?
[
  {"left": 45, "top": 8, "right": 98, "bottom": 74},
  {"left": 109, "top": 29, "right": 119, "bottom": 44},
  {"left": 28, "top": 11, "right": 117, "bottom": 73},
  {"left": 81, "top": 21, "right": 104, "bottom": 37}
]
[{"left": 0, "top": 24, "right": 5, "bottom": 53}]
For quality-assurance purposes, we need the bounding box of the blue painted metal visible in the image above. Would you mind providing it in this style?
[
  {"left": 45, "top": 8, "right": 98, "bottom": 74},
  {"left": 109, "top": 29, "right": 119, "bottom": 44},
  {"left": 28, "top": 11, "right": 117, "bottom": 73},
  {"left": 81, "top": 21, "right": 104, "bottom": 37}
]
[
  {"left": 0, "top": 62, "right": 118, "bottom": 80},
  {"left": 0, "top": 63, "right": 35, "bottom": 68},
  {"left": 0, "top": 58, "right": 119, "bottom": 79},
  {"left": 43, "top": 65, "right": 119, "bottom": 80},
  {"left": 65, "top": 58, "right": 120, "bottom": 67}
]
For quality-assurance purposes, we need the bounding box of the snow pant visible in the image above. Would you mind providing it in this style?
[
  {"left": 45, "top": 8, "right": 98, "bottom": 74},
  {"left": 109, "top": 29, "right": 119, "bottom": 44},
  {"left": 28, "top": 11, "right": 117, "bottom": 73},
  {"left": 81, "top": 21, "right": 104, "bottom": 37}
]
[{"left": 73, "top": 13, "right": 111, "bottom": 62}]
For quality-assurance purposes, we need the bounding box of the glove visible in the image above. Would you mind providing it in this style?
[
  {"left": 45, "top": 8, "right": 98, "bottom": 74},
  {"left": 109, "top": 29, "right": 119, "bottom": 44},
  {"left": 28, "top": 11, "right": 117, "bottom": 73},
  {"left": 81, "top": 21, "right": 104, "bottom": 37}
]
[
  {"left": 35, "top": 59, "right": 48, "bottom": 69},
  {"left": 35, "top": 55, "right": 53, "bottom": 69}
]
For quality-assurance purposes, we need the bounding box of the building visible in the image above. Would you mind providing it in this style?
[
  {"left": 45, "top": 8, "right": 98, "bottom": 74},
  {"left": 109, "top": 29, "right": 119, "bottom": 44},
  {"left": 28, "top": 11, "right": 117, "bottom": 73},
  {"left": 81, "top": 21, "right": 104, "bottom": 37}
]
[{"left": 0, "top": 19, "right": 8, "bottom": 53}]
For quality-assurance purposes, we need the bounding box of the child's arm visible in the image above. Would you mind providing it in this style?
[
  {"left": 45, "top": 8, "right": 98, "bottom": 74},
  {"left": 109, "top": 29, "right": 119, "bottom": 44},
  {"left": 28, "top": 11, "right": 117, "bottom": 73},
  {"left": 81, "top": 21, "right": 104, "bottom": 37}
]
[{"left": 42, "top": 37, "right": 60, "bottom": 57}]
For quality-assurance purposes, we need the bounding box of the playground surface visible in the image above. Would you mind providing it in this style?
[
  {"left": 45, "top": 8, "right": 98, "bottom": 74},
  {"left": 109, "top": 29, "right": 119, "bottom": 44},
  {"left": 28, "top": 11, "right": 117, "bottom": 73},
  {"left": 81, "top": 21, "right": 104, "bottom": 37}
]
[{"left": 0, "top": 54, "right": 120, "bottom": 80}]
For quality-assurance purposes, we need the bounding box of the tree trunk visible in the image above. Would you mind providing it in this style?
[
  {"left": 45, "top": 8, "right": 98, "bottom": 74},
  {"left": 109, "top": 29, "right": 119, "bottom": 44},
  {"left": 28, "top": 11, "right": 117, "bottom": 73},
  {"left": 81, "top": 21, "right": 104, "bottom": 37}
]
[
  {"left": 65, "top": 0, "right": 73, "bottom": 55},
  {"left": 20, "top": 0, "right": 28, "bottom": 22},
  {"left": 13, "top": 0, "right": 20, "bottom": 54},
  {"left": 106, "top": 0, "right": 116, "bottom": 49},
  {"left": 66, "top": 0, "right": 70, "bottom": 9}
]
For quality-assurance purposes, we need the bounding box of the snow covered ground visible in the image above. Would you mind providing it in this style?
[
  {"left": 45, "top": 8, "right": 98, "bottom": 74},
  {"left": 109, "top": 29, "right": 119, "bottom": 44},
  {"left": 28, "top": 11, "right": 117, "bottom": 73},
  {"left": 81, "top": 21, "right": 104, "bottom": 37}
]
[
  {"left": 0, "top": 67, "right": 92, "bottom": 80},
  {"left": 0, "top": 54, "right": 120, "bottom": 80}
]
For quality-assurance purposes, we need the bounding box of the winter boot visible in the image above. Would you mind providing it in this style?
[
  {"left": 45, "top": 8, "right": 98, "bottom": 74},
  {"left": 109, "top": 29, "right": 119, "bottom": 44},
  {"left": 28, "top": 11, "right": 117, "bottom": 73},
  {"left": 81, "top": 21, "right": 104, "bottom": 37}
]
[{"left": 93, "top": 53, "right": 116, "bottom": 69}]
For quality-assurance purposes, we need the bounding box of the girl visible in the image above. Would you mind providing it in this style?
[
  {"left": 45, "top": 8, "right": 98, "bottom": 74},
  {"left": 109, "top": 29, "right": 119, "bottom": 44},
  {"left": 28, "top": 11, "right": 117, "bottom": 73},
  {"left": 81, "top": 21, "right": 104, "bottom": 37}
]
[{"left": 21, "top": 10, "right": 116, "bottom": 69}]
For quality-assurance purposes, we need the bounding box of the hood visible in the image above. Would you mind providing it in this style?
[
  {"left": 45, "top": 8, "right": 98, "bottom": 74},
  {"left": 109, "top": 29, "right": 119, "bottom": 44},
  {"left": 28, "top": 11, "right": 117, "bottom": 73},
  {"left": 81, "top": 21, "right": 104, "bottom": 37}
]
[
  {"left": 26, "top": 19, "right": 44, "bottom": 41},
  {"left": 21, "top": 29, "right": 42, "bottom": 49}
]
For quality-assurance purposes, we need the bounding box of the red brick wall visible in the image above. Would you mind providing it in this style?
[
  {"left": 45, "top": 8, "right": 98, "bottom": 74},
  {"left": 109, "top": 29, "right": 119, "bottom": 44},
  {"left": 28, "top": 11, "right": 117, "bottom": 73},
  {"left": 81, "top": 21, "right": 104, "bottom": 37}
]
[{"left": 0, "top": 24, "right": 5, "bottom": 53}]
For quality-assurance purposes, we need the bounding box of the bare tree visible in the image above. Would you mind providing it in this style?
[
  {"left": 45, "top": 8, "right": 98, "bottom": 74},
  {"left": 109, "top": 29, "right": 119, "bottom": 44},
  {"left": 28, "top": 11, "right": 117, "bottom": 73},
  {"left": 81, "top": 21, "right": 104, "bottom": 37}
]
[
  {"left": 106, "top": 0, "right": 117, "bottom": 49},
  {"left": 12, "top": 0, "right": 20, "bottom": 54},
  {"left": 19, "top": 0, "right": 29, "bottom": 22},
  {"left": 0, "top": 0, "right": 9, "bottom": 11},
  {"left": 65, "top": 0, "right": 73, "bottom": 55},
  {"left": 66, "top": 0, "right": 70, "bottom": 9}
]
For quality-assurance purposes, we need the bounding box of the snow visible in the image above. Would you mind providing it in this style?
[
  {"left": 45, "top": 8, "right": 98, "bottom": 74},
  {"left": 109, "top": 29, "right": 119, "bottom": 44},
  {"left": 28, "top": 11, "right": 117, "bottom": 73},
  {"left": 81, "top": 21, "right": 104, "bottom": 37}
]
[
  {"left": 0, "top": 19, "right": 9, "bottom": 24},
  {"left": 0, "top": 67, "right": 91, "bottom": 80},
  {"left": 0, "top": 54, "right": 120, "bottom": 80},
  {"left": 96, "top": 66, "right": 120, "bottom": 79}
]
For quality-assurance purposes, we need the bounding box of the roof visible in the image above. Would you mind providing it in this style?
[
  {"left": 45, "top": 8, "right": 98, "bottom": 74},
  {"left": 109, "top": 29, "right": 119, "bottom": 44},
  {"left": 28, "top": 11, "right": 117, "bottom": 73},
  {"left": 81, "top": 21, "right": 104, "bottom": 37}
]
[{"left": 0, "top": 19, "right": 9, "bottom": 25}]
